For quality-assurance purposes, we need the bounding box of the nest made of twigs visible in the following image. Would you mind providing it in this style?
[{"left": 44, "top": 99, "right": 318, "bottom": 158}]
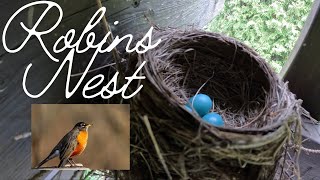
[{"left": 125, "top": 29, "right": 302, "bottom": 180}]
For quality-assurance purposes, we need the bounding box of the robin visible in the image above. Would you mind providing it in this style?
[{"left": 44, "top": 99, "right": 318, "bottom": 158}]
[{"left": 35, "top": 122, "right": 92, "bottom": 168}]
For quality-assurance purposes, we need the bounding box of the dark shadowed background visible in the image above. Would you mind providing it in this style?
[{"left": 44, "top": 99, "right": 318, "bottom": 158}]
[{"left": 31, "top": 104, "right": 130, "bottom": 170}]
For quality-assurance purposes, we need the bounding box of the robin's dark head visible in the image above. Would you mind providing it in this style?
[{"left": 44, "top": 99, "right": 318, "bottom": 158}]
[{"left": 74, "top": 122, "right": 92, "bottom": 131}]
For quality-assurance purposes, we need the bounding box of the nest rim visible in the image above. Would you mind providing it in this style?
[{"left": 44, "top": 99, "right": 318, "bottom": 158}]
[
  {"left": 126, "top": 29, "right": 302, "bottom": 179},
  {"left": 136, "top": 29, "right": 298, "bottom": 133}
]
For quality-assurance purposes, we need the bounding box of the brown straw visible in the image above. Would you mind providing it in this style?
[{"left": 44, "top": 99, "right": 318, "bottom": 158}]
[{"left": 124, "top": 29, "right": 302, "bottom": 179}]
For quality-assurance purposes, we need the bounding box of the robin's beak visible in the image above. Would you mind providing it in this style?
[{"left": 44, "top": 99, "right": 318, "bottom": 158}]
[{"left": 87, "top": 124, "right": 92, "bottom": 127}]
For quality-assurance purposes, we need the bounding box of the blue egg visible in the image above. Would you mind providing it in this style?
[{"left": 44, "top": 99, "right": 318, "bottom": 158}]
[
  {"left": 202, "top": 113, "right": 224, "bottom": 127},
  {"left": 187, "top": 94, "right": 212, "bottom": 117}
]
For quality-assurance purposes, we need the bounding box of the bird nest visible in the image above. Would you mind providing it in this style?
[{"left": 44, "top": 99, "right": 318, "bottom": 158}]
[{"left": 124, "top": 29, "right": 302, "bottom": 179}]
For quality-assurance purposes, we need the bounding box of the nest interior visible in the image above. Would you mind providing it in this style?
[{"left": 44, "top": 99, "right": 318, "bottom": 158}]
[
  {"left": 154, "top": 32, "right": 272, "bottom": 129},
  {"left": 126, "top": 30, "right": 301, "bottom": 179}
]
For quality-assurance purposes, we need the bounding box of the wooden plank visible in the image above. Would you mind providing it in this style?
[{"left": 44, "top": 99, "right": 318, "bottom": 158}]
[
  {"left": 299, "top": 139, "right": 320, "bottom": 180},
  {"left": 1, "top": 0, "right": 222, "bottom": 56},
  {"left": 105, "top": 0, "right": 223, "bottom": 36},
  {"left": 0, "top": 0, "right": 222, "bottom": 179},
  {"left": 0, "top": 43, "right": 67, "bottom": 179},
  {"left": 280, "top": 1, "right": 320, "bottom": 120},
  {"left": 0, "top": 0, "right": 97, "bottom": 55}
]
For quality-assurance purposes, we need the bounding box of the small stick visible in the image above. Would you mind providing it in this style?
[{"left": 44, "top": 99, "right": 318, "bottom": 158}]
[
  {"left": 142, "top": 115, "right": 172, "bottom": 180},
  {"left": 301, "top": 146, "right": 320, "bottom": 153},
  {"left": 190, "top": 72, "right": 214, "bottom": 108},
  {"left": 70, "top": 59, "right": 127, "bottom": 77},
  {"left": 140, "top": 152, "right": 154, "bottom": 180},
  {"left": 14, "top": 132, "right": 31, "bottom": 141},
  {"left": 96, "top": 0, "right": 122, "bottom": 75},
  {"left": 293, "top": 145, "right": 320, "bottom": 154}
]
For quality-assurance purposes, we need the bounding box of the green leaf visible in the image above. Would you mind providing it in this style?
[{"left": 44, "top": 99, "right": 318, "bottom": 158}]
[{"left": 208, "top": 0, "right": 313, "bottom": 73}]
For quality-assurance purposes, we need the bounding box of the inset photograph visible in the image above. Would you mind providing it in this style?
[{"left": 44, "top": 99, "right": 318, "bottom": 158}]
[{"left": 31, "top": 104, "right": 130, "bottom": 170}]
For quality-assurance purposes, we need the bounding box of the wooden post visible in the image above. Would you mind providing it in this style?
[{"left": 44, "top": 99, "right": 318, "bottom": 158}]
[{"left": 280, "top": 1, "right": 320, "bottom": 120}]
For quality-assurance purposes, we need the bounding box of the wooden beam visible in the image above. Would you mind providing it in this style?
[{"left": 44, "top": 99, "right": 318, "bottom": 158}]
[
  {"left": 280, "top": 1, "right": 320, "bottom": 120},
  {"left": 0, "top": 0, "right": 222, "bottom": 179}
]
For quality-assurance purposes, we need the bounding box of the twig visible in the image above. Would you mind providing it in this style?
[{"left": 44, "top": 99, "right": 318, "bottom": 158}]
[
  {"left": 140, "top": 152, "right": 154, "bottom": 180},
  {"left": 70, "top": 59, "right": 127, "bottom": 77},
  {"left": 189, "top": 72, "right": 214, "bottom": 109},
  {"left": 96, "top": 0, "right": 122, "bottom": 75},
  {"left": 142, "top": 115, "right": 172, "bottom": 180},
  {"left": 14, "top": 132, "right": 31, "bottom": 141},
  {"left": 300, "top": 146, "right": 320, "bottom": 154}
]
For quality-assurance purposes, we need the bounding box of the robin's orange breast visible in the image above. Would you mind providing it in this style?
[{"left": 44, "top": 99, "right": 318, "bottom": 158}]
[{"left": 71, "top": 131, "right": 88, "bottom": 157}]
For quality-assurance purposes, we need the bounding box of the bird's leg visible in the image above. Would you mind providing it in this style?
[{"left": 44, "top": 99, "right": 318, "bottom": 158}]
[
  {"left": 67, "top": 159, "right": 76, "bottom": 166},
  {"left": 70, "top": 159, "right": 77, "bottom": 166}
]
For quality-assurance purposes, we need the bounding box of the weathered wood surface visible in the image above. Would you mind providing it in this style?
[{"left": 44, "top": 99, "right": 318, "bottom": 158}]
[
  {"left": 3, "top": 0, "right": 319, "bottom": 179},
  {"left": 1, "top": 0, "right": 320, "bottom": 179},
  {"left": 0, "top": 0, "right": 223, "bottom": 56},
  {"left": 299, "top": 139, "right": 320, "bottom": 180},
  {"left": 0, "top": 0, "right": 222, "bottom": 179},
  {"left": 281, "top": 0, "right": 320, "bottom": 120}
]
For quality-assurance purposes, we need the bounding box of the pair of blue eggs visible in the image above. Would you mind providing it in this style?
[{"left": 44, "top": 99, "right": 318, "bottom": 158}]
[{"left": 185, "top": 94, "right": 224, "bottom": 127}]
